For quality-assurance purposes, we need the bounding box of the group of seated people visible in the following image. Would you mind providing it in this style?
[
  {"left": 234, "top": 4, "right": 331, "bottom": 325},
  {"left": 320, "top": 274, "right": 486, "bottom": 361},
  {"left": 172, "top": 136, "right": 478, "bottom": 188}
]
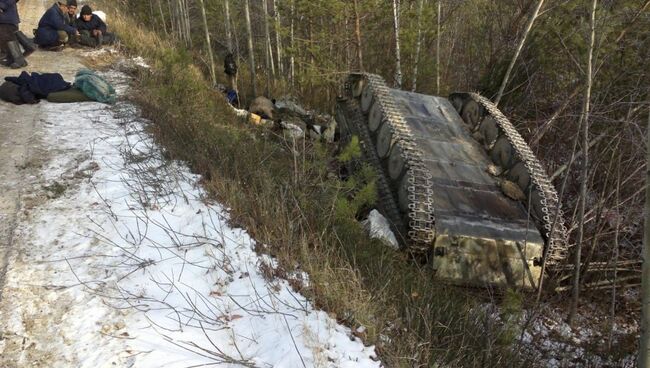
[
  {"left": 0, "top": 0, "right": 114, "bottom": 69},
  {"left": 35, "top": 0, "right": 115, "bottom": 50}
]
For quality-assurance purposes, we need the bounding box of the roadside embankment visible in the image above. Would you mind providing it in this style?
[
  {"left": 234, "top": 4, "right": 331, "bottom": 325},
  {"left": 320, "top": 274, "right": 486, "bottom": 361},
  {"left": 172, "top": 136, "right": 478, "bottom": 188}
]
[{"left": 103, "top": 6, "right": 530, "bottom": 367}]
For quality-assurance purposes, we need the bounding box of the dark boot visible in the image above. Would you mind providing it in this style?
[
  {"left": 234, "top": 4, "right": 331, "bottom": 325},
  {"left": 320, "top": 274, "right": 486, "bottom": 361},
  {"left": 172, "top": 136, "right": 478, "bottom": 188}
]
[
  {"left": 15, "top": 31, "right": 37, "bottom": 57},
  {"left": 78, "top": 31, "right": 96, "bottom": 47},
  {"left": 6, "top": 41, "right": 27, "bottom": 69},
  {"left": 96, "top": 34, "right": 103, "bottom": 48}
]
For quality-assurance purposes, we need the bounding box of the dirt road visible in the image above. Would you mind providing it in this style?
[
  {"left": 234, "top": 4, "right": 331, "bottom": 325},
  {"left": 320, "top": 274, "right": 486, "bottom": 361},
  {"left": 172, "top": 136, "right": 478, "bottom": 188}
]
[
  {"left": 0, "top": 1, "right": 99, "bottom": 366},
  {"left": 0, "top": 0, "right": 85, "bottom": 301}
]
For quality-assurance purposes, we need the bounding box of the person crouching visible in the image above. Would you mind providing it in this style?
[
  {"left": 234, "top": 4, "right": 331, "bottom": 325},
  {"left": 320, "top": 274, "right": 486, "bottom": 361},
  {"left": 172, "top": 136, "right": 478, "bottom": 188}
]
[
  {"left": 75, "top": 5, "right": 114, "bottom": 47},
  {"left": 65, "top": 0, "right": 76, "bottom": 27},
  {"left": 34, "top": 1, "right": 79, "bottom": 50}
]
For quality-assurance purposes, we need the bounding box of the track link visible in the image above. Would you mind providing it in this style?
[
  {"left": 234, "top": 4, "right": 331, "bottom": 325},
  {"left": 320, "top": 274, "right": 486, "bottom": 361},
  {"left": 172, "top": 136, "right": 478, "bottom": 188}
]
[
  {"left": 340, "top": 73, "right": 435, "bottom": 252},
  {"left": 465, "top": 93, "right": 569, "bottom": 265},
  {"left": 341, "top": 99, "right": 408, "bottom": 243}
]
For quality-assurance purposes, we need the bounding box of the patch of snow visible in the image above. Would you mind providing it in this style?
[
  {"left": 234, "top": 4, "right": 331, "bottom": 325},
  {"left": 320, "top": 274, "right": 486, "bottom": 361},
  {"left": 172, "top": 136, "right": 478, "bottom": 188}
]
[
  {"left": 0, "top": 69, "right": 381, "bottom": 367},
  {"left": 132, "top": 56, "right": 150, "bottom": 69}
]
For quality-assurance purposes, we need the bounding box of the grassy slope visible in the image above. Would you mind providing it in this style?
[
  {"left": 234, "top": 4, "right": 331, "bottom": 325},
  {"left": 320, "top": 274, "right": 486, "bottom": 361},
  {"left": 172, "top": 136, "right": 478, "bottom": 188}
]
[{"left": 104, "top": 9, "right": 529, "bottom": 367}]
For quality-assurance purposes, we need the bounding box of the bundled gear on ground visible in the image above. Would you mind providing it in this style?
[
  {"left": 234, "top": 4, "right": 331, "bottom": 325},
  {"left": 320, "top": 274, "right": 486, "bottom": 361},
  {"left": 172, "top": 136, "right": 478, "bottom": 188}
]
[
  {"left": 0, "top": 68, "right": 116, "bottom": 104},
  {"left": 0, "top": 71, "right": 70, "bottom": 103}
]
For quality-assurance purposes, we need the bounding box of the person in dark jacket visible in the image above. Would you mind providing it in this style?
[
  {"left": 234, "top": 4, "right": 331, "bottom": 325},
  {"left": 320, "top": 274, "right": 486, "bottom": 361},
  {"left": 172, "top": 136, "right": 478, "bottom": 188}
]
[
  {"left": 34, "top": 1, "right": 79, "bottom": 49},
  {"left": 75, "top": 5, "right": 113, "bottom": 47},
  {"left": 0, "top": 0, "right": 27, "bottom": 68},
  {"left": 65, "top": 0, "right": 77, "bottom": 27}
]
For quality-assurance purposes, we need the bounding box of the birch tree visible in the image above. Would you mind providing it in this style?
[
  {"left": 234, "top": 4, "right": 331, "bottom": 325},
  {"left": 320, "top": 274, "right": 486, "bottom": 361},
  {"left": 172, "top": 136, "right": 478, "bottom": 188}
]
[
  {"left": 197, "top": 0, "right": 216, "bottom": 85},
  {"left": 411, "top": 0, "right": 425, "bottom": 92},
  {"left": 263, "top": 0, "right": 274, "bottom": 75},
  {"left": 262, "top": 0, "right": 273, "bottom": 95},
  {"left": 568, "top": 0, "right": 598, "bottom": 326},
  {"left": 494, "top": 0, "right": 545, "bottom": 105},
  {"left": 639, "top": 103, "right": 650, "bottom": 367},
  {"left": 171, "top": 0, "right": 191, "bottom": 47},
  {"left": 290, "top": 0, "right": 295, "bottom": 86},
  {"left": 244, "top": 0, "right": 257, "bottom": 97},
  {"left": 353, "top": 0, "right": 363, "bottom": 72},
  {"left": 392, "top": 0, "right": 402, "bottom": 88},
  {"left": 224, "top": 0, "right": 233, "bottom": 51},
  {"left": 436, "top": 0, "right": 441, "bottom": 94},
  {"left": 156, "top": 0, "right": 168, "bottom": 35},
  {"left": 273, "top": 0, "right": 283, "bottom": 74}
]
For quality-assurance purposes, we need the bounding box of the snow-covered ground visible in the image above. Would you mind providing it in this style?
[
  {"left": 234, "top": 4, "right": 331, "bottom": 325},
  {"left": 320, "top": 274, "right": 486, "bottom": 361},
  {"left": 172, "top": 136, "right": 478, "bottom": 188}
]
[{"left": 0, "top": 68, "right": 380, "bottom": 367}]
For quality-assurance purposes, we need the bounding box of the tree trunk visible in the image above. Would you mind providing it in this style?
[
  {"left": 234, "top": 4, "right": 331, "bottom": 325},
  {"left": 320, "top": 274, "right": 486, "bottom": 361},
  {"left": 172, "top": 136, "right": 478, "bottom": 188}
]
[
  {"left": 157, "top": 0, "right": 168, "bottom": 36},
  {"left": 177, "top": 0, "right": 191, "bottom": 47},
  {"left": 149, "top": 0, "right": 157, "bottom": 33},
  {"left": 353, "top": 0, "right": 363, "bottom": 72},
  {"left": 185, "top": 0, "right": 192, "bottom": 47},
  {"left": 171, "top": 0, "right": 179, "bottom": 41},
  {"left": 290, "top": 0, "right": 295, "bottom": 87},
  {"left": 263, "top": 0, "right": 275, "bottom": 92},
  {"left": 494, "top": 0, "right": 545, "bottom": 105},
  {"left": 639, "top": 102, "right": 650, "bottom": 367},
  {"left": 197, "top": 0, "right": 216, "bottom": 85},
  {"left": 170, "top": 0, "right": 175, "bottom": 37},
  {"left": 609, "top": 154, "right": 621, "bottom": 350},
  {"left": 224, "top": 0, "right": 237, "bottom": 94},
  {"left": 568, "top": 0, "right": 597, "bottom": 326},
  {"left": 244, "top": 0, "right": 257, "bottom": 97},
  {"left": 345, "top": 17, "right": 352, "bottom": 71},
  {"left": 273, "top": 0, "right": 283, "bottom": 74},
  {"left": 411, "top": 0, "right": 424, "bottom": 92},
  {"left": 224, "top": 0, "right": 233, "bottom": 51},
  {"left": 436, "top": 0, "right": 441, "bottom": 94},
  {"left": 392, "top": 0, "right": 402, "bottom": 88}
]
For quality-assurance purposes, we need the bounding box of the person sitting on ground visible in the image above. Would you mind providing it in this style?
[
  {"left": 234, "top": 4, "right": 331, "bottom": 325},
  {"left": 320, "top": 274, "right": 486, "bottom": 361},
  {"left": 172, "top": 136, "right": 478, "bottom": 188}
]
[
  {"left": 65, "top": 0, "right": 76, "bottom": 27},
  {"left": 34, "top": 1, "right": 79, "bottom": 50},
  {"left": 0, "top": 0, "right": 27, "bottom": 68},
  {"left": 74, "top": 5, "right": 114, "bottom": 47}
]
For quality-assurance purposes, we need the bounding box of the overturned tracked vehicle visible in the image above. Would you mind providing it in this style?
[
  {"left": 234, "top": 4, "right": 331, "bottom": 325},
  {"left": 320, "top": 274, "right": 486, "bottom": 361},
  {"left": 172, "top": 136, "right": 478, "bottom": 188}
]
[{"left": 335, "top": 73, "right": 569, "bottom": 289}]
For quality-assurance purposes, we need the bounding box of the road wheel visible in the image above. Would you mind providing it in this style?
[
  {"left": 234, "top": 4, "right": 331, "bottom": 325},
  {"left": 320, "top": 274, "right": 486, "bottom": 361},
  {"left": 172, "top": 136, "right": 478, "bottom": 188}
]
[
  {"left": 461, "top": 99, "right": 481, "bottom": 127},
  {"left": 507, "top": 161, "right": 531, "bottom": 194},
  {"left": 491, "top": 136, "right": 515, "bottom": 169},
  {"left": 368, "top": 101, "right": 384, "bottom": 133},
  {"left": 388, "top": 143, "right": 407, "bottom": 181},
  {"left": 479, "top": 116, "right": 500, "bottom": 146},
  {"left": 376, "top": 122, "right": 394, "bottom": 158},
  {"left": 361, "top": 83, "right": 373, "bottom": 113}
]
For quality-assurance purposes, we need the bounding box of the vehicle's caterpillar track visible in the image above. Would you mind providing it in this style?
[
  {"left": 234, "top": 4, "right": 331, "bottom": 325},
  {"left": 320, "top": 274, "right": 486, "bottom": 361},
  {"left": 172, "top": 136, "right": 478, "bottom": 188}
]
[
  {"left": 350, "top": 73, "right": 435, "bottom": 252},
  {"left": 338, "top": 98, "right": 408, "bottom": 244},
  {"left": 452, "top": 93, "right": 569, "bottom": 265}
]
